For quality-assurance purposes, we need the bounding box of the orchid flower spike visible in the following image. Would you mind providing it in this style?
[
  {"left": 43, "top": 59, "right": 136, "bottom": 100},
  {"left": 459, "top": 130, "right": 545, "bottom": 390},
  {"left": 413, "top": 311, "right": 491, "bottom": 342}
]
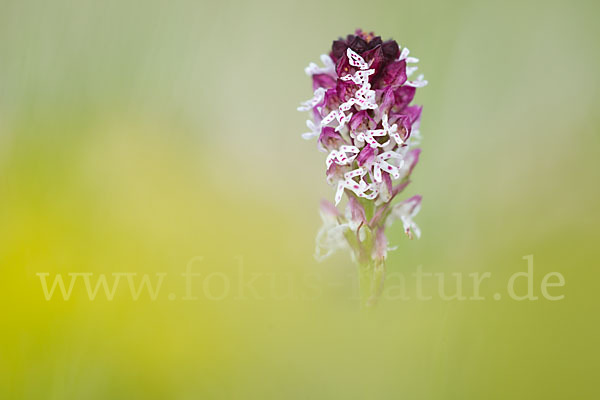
[{"left": 298, "top": 30, "right": 428, "bottom": 308}]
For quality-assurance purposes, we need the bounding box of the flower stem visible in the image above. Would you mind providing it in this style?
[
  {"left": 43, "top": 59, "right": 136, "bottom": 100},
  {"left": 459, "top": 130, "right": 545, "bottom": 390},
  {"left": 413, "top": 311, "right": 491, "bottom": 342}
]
[{"left": 358, "top": 258, "right": 385, "bottom": 309}]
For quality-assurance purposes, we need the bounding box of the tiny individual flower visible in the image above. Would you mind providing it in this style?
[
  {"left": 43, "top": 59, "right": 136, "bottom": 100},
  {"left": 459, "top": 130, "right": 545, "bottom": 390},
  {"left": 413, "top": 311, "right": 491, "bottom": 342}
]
[
  {"left": 299, "top": 30, "right": 428, "bottom": 307},
  {"left": 314, "top": 200, "right": 350, "bottom": 262},
  {"left": 389, "top": 195, "right": 422, "bottom": 240}
]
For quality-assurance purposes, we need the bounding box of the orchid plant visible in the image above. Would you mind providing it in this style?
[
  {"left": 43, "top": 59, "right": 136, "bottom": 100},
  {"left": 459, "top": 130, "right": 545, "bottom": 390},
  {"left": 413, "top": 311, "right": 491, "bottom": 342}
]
[{"left": 299, "top": 30, "right": 427, "bottom": 308}]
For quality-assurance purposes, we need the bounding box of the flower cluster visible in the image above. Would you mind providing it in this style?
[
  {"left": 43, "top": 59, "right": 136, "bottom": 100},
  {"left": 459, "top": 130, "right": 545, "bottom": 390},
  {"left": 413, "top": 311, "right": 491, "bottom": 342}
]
[{"left": 299, "top": 30, "right": 427, "bottom": 265}]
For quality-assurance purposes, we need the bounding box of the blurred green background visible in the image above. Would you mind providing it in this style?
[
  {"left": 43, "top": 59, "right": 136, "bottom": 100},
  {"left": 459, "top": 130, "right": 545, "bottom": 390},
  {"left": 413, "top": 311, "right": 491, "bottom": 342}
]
[{"left": 1, "top": 0, "right": 599, "bottom": 398}]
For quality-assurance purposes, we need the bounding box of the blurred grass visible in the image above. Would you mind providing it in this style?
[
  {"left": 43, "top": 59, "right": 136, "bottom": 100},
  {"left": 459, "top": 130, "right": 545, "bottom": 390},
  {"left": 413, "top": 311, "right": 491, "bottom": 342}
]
[{"left": 0, "top": 0, "right": 599, "bottom": 398}]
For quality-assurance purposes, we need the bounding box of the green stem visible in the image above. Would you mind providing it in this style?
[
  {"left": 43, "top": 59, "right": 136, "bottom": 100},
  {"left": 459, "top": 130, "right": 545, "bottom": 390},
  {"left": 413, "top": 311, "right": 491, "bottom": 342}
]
[{"left": 358, "top": 257, "right": 385, "bottom": 309}]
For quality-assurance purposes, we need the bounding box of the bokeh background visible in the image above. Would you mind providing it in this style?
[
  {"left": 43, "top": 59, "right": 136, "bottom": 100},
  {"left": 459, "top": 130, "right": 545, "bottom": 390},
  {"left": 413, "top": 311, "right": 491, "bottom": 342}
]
[{"left": 1, "top": 0, "right": 599, "bottom": 398}]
